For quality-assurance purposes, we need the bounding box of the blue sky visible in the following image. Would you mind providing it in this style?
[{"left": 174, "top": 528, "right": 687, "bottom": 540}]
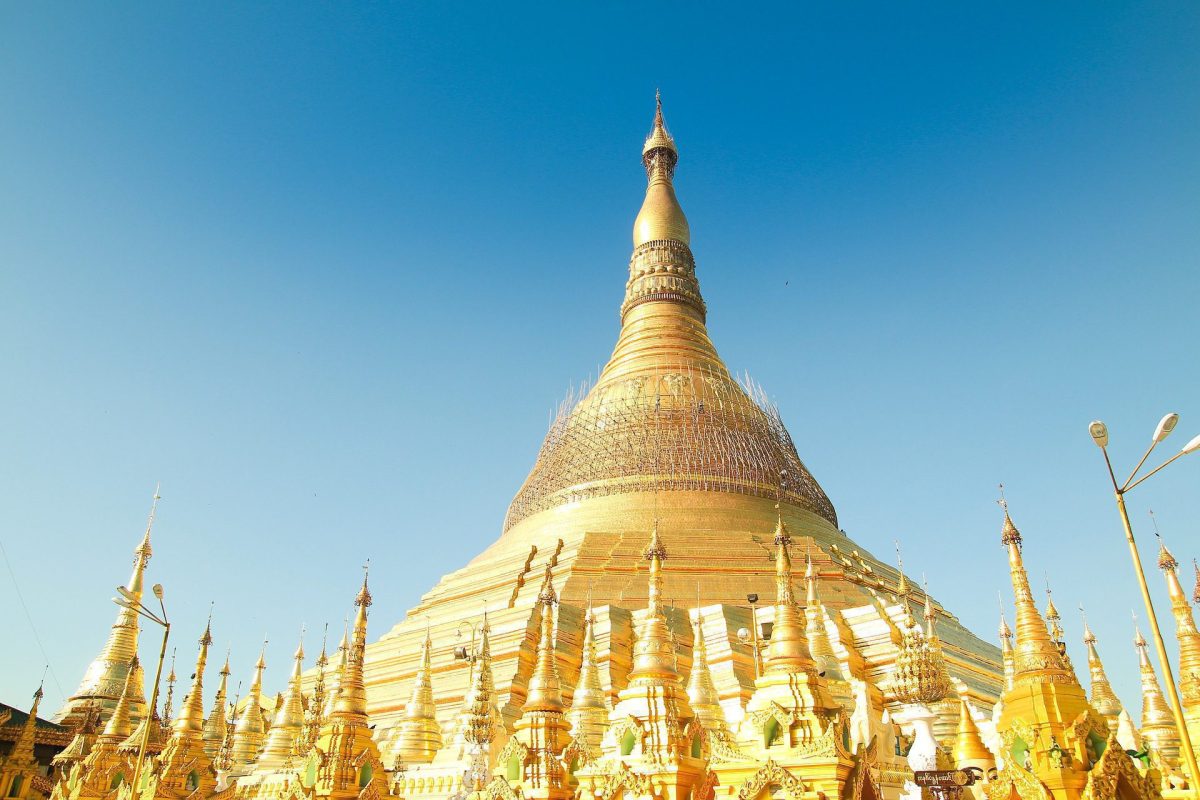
[{"left": 1, "top": 4, "right": 1197, "bottom": 719}]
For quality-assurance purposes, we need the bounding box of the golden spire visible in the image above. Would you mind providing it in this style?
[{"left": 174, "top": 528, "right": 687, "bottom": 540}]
[
  {"left": 566, "top": 602, "right": 608, "bottom": 755},
  {"left": 55, "top": 486, "right": 160, "bottom": 727},
  {"left": 463, "top": 611, "right": 497, "bottom": 749},
  {"left": 329, "top": 568, "right": 372, "bottom": 721},
  {"left": 101, "top": 658, "right": 138, "bottom": 743},
  {"left": 323, "top": 623, "right": 349, "bottom": 719},
  {"left": 952, "top": 698, "right": 994, "bottom": 770},
  {"left": 299, "top": 629, "right": 329, "bottom": 757},
  {"left": 1134, "top": 622, "right": 1182, "bottom": 766},
  {"left": 390, "top": 622, "right": 442, "bottom": 765},
  {"left": 228, "top": 640, "right": 269, "bottom": 769},
  {"left": 632, "top": 90, "right": 689, "bottom": 249},
  {"left": 1077, "top": 609, "right": 1123, "bottom": 727},
  {"left": 255, "top": 631, "right": 307, "bottom": 770},
  {"left": 997, "top": 494, "right": 1074, "bottom": 686},
  {"left": 155, "top": 620, "right": 220, "bottom": 797},
  {"left": 174, "top": 619, "right": 211, "bottom": 735},
  {"left": 202, "top": 648, "right": 231, "bottom": 759},
  {"left": 1044, "top": 584, "right": 1064, "bottom": 645},
  {"left": 998, "top": 598, "right": 1014, "bottom": 692},
  {"left": 805, "top": 551, "right": 844, "bottom": 681},
  {"left": 7, "top": 682, "right": 44, "bottom": 766},
  {"left": 763, "top": 514, "right": 815, "bottom": 673},
  {"left": 1193, "top": 559, "right": 1200, "bottom": 605},
  {"left": 628, "top": 523, "right": 680, "bottom": 681},
  {"left": 687, "top": 603, "right": 726, "bottom": 732},
  {"left": 1157, "top": 534, "right": 1200, "bottom": 710},
  {"left": 161, "top": 648, "right": 178, "bottom": 726},
  {"left": 525, "top": 565, "right": 564, "bottom": 712}
]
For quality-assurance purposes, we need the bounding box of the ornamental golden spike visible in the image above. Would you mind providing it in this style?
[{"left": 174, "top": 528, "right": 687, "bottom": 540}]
[
  {"left": 1079, "top": 604, "right": 1122, "bottom": 726},
  {"left": 1151, "top": 517, "right": 1200, "bottom": 715},
  {"left": 525, "top": 564, "right": 563, "bottom": 712},
  {"left": 996, "top": 484, "right": 1073, "bottom": 686}
]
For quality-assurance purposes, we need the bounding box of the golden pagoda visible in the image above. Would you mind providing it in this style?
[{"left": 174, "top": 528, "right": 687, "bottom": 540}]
[
  {"left": 0, "top": 684, "right": 47, "bottom": 800},
  {"left": 358, "top": 96, "right": 1003, "bottom": 774},
  {"left": 1134, "top": 625, "right": 1182, "bottom": 774},
  {"left": 227, "top": 647, "right": 269, "bottom": 777},
  {"left": 1080, "top": 611, "right": 1123, "bottom": 732},
  {"left": 235, "top": 634, "right": 307, "bottom": 799},
  {"left": 986, "top": 505, "right": 1151, "bottom": 800},
  {"left": 563, "top": 604, "right": 609, "bottom": 763},
  {"left": 56, "top": 493, "right": 160, "bottom": 729},
  {"left": 953, "top": 698, "right": 995, "bottom": 775},
  {"left": 145, "top": 620, "right": 226, "bottom": 800},
  {"left": 574, "top": 525, "right": 709, "bottom": 800},
  {"left": 1157, "top": 540, "right": 1200, "bottom": 758},
  {"left": 380, "top": 627, "right": 441, "bottom": 769},
  {"left": 203, "top": 654, "right": 233, "bottom": 762},
  {"left": 493, "top": 566, "right": 572, "bottom": 800},
  {"left": 300, "top": 572, "right": 388, "bottom": 800}
]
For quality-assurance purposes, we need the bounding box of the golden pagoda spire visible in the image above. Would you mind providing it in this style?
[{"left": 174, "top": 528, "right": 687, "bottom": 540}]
[
  {"left": 332, "top": 570, "right": 371, "bottom": 720},
  {"left": 462, "top": 610, "right": 497, "bottom": 751},
  {"left": 228, "top": 641, "right": 269, "bottom": 771},
  {"left": 565, "top": 602, "right": 608, "bottom": 757},
  {"left": 1193, "top": 558, "right": 1200, "bottom": 605},
  {"left": 1156, "top": 535, "right": 1200, "bottom": 713},
  {"left": 805, "top": 551, "right": 844, "bottom": 681},
  {"left": 997, "top": 496, "right": 1074, "bottom": 686},
  {"left": 161, "top": 648, "right": 177, "bottom": 727},
  {"left": 952, "top": 698, "right": 994, "bottom": 772},
  {"left": 155, "top": 619, "right": 220, "bottom": 798},
  {"left": 686, "top": 601, "right": 726, "bottom": 733},
  {"left": 998, "top": 598, "right": 1014, "bottom": 692},
  {"left": 253, "top": 631, "right": 306, "bottom": 772},
  {"left": 322, "top": 623, "right": 349, "bottom": 719},
  {"left": 202, "top": 649, "right": 231, "bottom": 759},
  {"left": 763, "top": 513, "right": 815, "bottom": 673},
  {"left": 56, "top": 486, "right": 160, "bottom": 727},
  {"left": 0, "top": 682, "right": 44, "bottom": 800},
  {"left": 308, "top": 566, "right": 387, "bottom": 800},
  {"left": 628, "top": 522, "right": 680, "bottom": 682},
  {"left": 632, "top": 92, "right": 689, "bottom": 247},
  {"left": 388, "top": 622, "right": 442, "bottom": 766},
  {"left": 68, "top": 661, "right": 139, "bottom": 797},
  {"left": 525, "top": 565, "right": 564, "bottom": 713},
  {"left": 101, "top": 660, "right": 138, "bottom": 744},
  {"left": 510, "top": 565, "right": 572, "bottom": 799},
  {"left": 1134, "top": 621, "right": 1182, "bottom": 767},
  {"left": 1044, "top": 584, "right": 1064, "bottom": 647},
  {"left": 1079, "top": 607, "right": 1123, "bottom": 727},
  {"left": 299, "top": 629, "right": 329, "bottom": 758}
]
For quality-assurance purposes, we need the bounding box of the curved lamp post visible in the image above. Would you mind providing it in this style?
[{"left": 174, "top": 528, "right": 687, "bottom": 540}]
[{"left": 1089, "top": 414, "right": 1200, "bottom": 793}]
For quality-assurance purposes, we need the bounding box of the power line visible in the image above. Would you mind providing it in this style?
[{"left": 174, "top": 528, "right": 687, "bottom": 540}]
[{"left": 0, "top": 537, "right": 68, "bottom": 702}]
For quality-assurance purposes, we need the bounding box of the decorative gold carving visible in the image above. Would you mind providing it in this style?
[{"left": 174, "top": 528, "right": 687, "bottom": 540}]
[{"left": 734, "top": 760, "right": 807, "bottom": 800}]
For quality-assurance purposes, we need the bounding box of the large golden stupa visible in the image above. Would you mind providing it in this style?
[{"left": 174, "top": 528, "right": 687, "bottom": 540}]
[{"left": 362, "top": 94, "right": 1002, "bottom": 742}]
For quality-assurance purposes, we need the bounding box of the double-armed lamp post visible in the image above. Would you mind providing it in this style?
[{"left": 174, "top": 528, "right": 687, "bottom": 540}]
[
  {"left": 113, "top": 582, "right": 170, "bottom": 796},
  {"left": 1089, "top": 413, "right": 1200, "bottom": 792}
]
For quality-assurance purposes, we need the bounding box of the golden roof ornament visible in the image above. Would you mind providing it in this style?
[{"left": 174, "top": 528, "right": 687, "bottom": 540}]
[
  {"left": 1134, "top": 619, "right": 1183, "bottom": 767},
  {"left": 298, "top": 627, "right": 330, "bottom": 758},
  {"left": 154, "top": 619, "right": 220, "bottom": 799},
  {"left": 952, "top": 698, "right": 994, "bottom": 771},
  {"left": 525, "top": 564, "right": 564, "bottom": 713},
  {"left": 1079, "top": 607, "right": 1123, "bottom": 726},
  {"left": 565, "top": 603, "right": 608, "bottom": 756},
  {"left": 227, "top": 640, "right": 269, "bottom": 771},
  {"left": 161, "top": 648, "right": 177, "bottom": 727},
  {"left": 996, "top": 489, "right": 1074, "bottom": 686},
  {"left": 890, "top": 578, "right": 951, "bottom": 707},
  {"left": 387, "top": 622, "right": 442, "bottom": 766},
  {"left": 202, "top": 648, "right": 231, "bottom": 759},
  {"left": 686, "top": 602, "right": 726, "bottom": 733},
  {"left": 1154, "top": 530, "right": 1200, "bottom": 710},
  {"left": 633, "top": 90, "right": 689, "bottom": 249},
  {"left": 250, "top": 630, "right": 307, "bottom": 774}
]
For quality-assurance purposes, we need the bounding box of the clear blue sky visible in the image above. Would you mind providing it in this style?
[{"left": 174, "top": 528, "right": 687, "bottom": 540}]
[{"left": 2, "top": 4, "right": 1197, "bottom": 720}]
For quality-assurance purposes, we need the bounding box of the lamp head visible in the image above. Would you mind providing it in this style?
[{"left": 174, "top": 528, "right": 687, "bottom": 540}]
[
  {"left": 1183, "top": 433, "right": 1200, "bottom": 455},
  {"left": 746, "top": 593, "right": 759, "bottom": 605},
  {"left": 1153, "top": 413, "right": 1180, "bottom": 443},
  {"left": 1089, "top": 420, "right": 1109, "bottom": 448},
  {"left": 152, "top": 584, "right": 164, "bottom": 600},
  {"left": 736, "top": 627, "right": 751, "bottom": 643}
]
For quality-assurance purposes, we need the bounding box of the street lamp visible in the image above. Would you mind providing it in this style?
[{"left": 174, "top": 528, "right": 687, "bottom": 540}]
[
  {"left": 1089, "top": 414, "right": 1200, "bottom": 792},
  {"left": 112, "top": 582, "right": 170, "bottom": 796}
]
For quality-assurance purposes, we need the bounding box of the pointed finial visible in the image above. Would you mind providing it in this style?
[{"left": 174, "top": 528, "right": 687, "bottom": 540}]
[
  {"left": 1193, "top": 559, "right": 1200, "bottom": 605},
  {"left": 998, "top": 594, "right": 1012, "bottom": 640},
  {"left": 998, "top": 484, "right": 1022, "bottom": 547},
  {"left": 356, "top": 560, "right": 373, "bottom": 608},
  {"left": 537, "top": 562, "right": 557, "bottom": 606},
  {"left": 1080, "top": 604, "right": 1096, "bottom": 644},
  {"left": 894, "top": 540, "right": 911, "bottom": 599},
  {"left": 655, "top": 89, "right": 663, "bottom": 128}
]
